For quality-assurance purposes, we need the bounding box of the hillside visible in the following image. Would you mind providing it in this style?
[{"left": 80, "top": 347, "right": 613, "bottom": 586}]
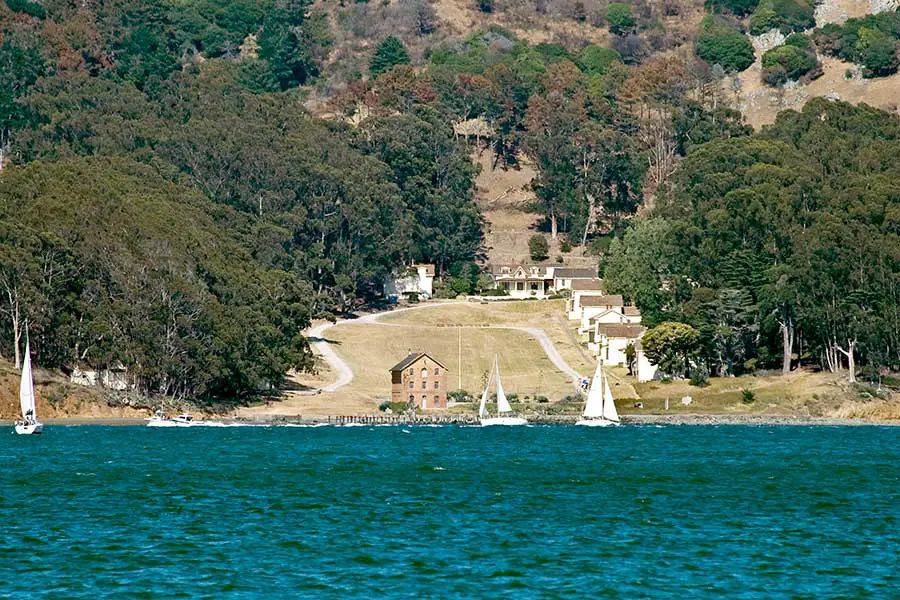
[{"left": 730, "top": 0, "right": 900, "bottom": 128}]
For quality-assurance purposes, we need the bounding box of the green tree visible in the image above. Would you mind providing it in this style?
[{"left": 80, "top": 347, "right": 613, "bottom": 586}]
[
  {"left": 642, "top": 322, "right": 701, "bottom": 378},
  {"left": 529, "top": 235, "right": 550, "bottom": 261},
  {"left": 856, "top": 27, "right": 899, "bottom": 77},
  {"left": 371, "top": 36, "right": 411, "bottom": 76},
  {"left": 605, "top": 4, "right": 636, "bottom": 35},
  {"left": 695, "top": 16, "right": 755, "bottom": 73}
]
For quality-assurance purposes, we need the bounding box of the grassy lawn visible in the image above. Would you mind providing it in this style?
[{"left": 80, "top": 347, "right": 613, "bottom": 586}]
[
  {"left": 327, "top": 323, "right": 575, "bottom": 406},
  {"left": 380, "top": 300, "right": 595, "bottom": 378},
  {"left": 627, "top": 370, "right": 849, "bottom": 416}
]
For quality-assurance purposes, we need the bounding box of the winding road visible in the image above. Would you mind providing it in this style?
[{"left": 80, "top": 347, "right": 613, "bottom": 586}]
[{"left": 307, "top": 302, "right": 584, "bottom": 393}]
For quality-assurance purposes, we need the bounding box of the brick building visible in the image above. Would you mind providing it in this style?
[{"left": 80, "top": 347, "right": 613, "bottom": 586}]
[{"left": 389, "top": 352, "right": 449, "bottom": 409}]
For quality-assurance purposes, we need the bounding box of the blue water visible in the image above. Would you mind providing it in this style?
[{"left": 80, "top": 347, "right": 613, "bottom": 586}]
[{"left": 1, "top": 425, "right": 898, "bottom": 598}]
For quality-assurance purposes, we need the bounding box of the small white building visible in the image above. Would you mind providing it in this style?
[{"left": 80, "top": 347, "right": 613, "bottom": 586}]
[
  {"left": 634, "top": 338, "right": 659, "bottom": 382},
  {"left": 553, "top": 267, "right": 598, "bottom": 291},
  {"left": 590, "top": 323, "right": 648, "bottom": 366},
  {"left": 385, "top": 263, "right": 435, "bottom": 300},
  {"left": 577, "top": 294, "right": 626, "bottom": 333},
  {"left": 566, "top": 281, "right": 606, "bottom": 320}
]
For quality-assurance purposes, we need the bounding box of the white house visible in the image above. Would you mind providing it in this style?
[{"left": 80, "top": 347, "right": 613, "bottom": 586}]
[
  {"left": 385, "top": 263, "right": 435, "bottom": 300},
  {"left": 491, "top": 264, "right": 556, "bottom": 298},
  {"left": 581, "top": 301, "right": 645, "bottom": 366},
  {"left": 590, "top": 323, "right": 648, "bottom": 366},
  {"left": 578, "top": 294, "right": 626, "bottom": 333},
  {"left": 553, "top": 267, "right": 598, "bottom": 291},
  {"left": 566, "top": 281, "right": 607, "bottom": 320}
]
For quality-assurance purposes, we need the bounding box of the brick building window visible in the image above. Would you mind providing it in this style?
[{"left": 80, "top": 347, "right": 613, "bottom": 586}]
[
  {"left": 408, "top": 367, "right": 413, "bottom": 376},
  {"left": 421, "top": 368, "right": 428, "bottom": 378},
  {"left": 409, "top": 381, "right": 413, "bottom": 389},
  {"left": 434, "top": 395, "right": 439, "bottom": 404},
  {"left": 434, "top": 368, "right": 440, "bottom": 376},
  {"left": 408, "top": 394, "right": 414, "bottom": 403},
  {"left": 434, "top": 381, "right": 439, "bottom": 389},
  {"left": 421, "top": 381, "right": 427, "bottom": 389}
]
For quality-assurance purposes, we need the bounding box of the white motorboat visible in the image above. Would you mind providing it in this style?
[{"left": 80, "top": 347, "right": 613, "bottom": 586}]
[
  {"left": 15, "top": 338, "right": 43, "bottom": 435},
  {"left": 575, "top": 361, "right": 620, "bottom": 427},
  {"left": 146, "top": 413, "right": 201, "bottom": 427},
  {"left": 479, "top": 356, "right": 527, "bottom": 426}
]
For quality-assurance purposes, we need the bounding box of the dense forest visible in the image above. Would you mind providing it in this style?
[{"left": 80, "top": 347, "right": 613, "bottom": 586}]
[
  {"left": 1, "top": 0, "right": 898, "bottom": 400},
  {"left": 606, "top": 99, "right": 900, "bottom": 381},
  {"left": 0, "top": 0, "right": 483, "bottom": 401}
]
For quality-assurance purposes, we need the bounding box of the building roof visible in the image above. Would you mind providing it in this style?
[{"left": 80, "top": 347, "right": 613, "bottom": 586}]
[
  {"left": 489, "top": 263, "right": 562, "bottom": 275},
  {"left": 389, "top": 352, "right": 448, "bottom": 372},
  {"left": 571, "top": 278, "right": 604, "bottom": 291},
  {"left": 580, "top": 294, "right": 625, "bottom": 307},
  {"left": 595, "top": 324, "right": 647, "bottom": 339},
  {"left": 555, "top": 267, "right": 597, "bottom": 278},
  {"left": 624, "top": 306, "right": 641, "bottom": 316},
  {"left": 414, "top": 263, "right": 436, "bottom": 276}
]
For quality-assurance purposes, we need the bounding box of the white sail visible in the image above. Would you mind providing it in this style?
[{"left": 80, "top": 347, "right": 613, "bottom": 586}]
[
  {"left": 19, "top": 340, "right": 36, "bottom": 420},
  {"left": 582, "top": 363, "right": 605, "bottom": 418},
  {"left": 496, "top": 376, "right": 512, "bottom": 413},
  {"left": 602, "top": 371, "right": 619, "bottom": 422},
  {"left": 478, "top": 387, "right": 489, "bottom": 418}
]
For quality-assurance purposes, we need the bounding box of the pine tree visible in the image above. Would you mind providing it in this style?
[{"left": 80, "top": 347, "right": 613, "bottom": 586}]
[{"left": 370, "top": 36, "right": 410, "bottom": 76}]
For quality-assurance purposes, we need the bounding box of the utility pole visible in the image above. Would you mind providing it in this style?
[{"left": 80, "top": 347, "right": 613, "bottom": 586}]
[{"left": 458, "top": 327, "right": 462, "bottom": 390}]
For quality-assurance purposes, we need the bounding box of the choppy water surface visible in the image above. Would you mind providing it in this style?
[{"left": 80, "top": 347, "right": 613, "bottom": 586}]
[{"left": 2, "top": 425, "right": 898, "bottom": 598}]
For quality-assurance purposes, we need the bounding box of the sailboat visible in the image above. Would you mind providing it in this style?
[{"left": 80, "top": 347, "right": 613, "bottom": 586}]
[
  {"left": 479, "top": 356, "right": 527, "bottom": 426},
  {"left": 14, "top": 339, "right": 43, "bottom": 435},
  {"left": 575, "top": 361, "right": 620, "bottom": 427}
]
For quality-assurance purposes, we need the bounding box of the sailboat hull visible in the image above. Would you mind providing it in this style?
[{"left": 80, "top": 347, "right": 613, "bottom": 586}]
[
  {"left": 480, "top": 417, "right": 528, "bottom": 427},
  {"left": 575, "top": 418, "right": 618, "bottom": 427},
  {"left": 14, "top": 423, "right": 43, "bottom": 435}
]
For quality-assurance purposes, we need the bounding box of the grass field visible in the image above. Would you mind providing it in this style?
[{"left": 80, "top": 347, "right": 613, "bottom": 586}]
[{"left": 628, "top": 369, "right": 853, "bottom": 416}]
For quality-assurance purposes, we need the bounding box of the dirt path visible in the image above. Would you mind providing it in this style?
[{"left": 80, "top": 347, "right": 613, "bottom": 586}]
[{"left": 310, "top": 302, "right": 584, "bottom": 393}]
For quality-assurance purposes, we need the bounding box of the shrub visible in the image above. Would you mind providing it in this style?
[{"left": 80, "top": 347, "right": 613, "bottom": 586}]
[
  {"left": 578, "top": 46, "right": 623, "bottom": 76},
  {"left": 481, "top": 287, "right": 509, "bottom": 296},
  {"left": 529, "top": 234, "right": 550, "bottom": 261},
  {"left": 761, "top": 43, "right": 819, "bottom": 85},
  {"left": 506, "top": 392, "right": 519, "bottom": 402},
  {"left": 811, "top": 13, "right": 900, "bottom": 78},
  {"left": 696, "top": 17, "right": 755, "bottom": 73},
  {"left": 749, "top": 0, "right": 815, "bottom": 35},
  {"left": 447, "top": 389, "right": 470, "bottom": 402},
  {"left": 689, "top": 368, "right": 709, "bottom": 387},
  {"left": 706, "top": 0, "right": 760, "bottom": 17},
  {"left": 560, "top": 238, "right": 573, "bottom": 252},
  {"left": 741, "top": 389, "right": 756, "bottom": 404},
  {"left": 536, "top": 395, "right": 550, "bottom": 403},
  {"left": 379, "top": 400, "right": 392, "bottom": 411},
  {"left": 477, "top": 0, "right": 493, "bottom": 12},
  {"left": 573, "top": 1, "right": 587, "bottom": 22},
  {"left": 606, "top": 3, "right": 636, "bottom": 35}
]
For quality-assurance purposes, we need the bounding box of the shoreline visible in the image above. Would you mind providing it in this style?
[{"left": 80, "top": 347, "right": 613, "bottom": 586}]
[{"left": 1, "top": 414, "right": 898, "bottom": 427}]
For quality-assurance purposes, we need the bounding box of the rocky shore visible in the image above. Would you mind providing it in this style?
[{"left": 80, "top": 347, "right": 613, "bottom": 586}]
[{"left": 3, "top": 413, "right": 894, "bottom": 426}]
